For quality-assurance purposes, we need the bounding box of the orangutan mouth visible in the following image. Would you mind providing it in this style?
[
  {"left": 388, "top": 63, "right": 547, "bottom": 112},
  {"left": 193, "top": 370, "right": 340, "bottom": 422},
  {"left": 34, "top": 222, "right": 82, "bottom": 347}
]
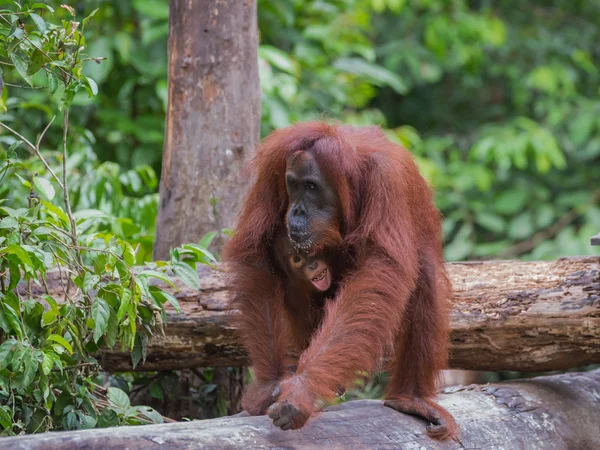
[
  {"left": 312, "top": 269, "right": 326, "bottom": 282},
  {"left": 311, "top": 268, "right": 331, "bottom": 291}
]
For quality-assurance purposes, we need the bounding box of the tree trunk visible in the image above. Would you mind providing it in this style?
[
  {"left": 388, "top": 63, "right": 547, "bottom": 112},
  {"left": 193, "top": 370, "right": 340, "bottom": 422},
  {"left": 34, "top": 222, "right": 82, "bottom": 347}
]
[
  {"left": 32, "top": 257, "right": 600, "bottom": 372},
  {"left": 153, "top": 0, "right": 260, "bottom": 260},
  {"left": 3, "top": 370, "right": 600, "bottom": 449}
]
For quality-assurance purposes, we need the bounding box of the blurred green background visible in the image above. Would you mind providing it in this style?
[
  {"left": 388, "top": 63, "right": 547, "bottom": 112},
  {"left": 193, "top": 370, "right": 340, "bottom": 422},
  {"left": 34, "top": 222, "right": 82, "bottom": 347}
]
[{"left": 2, "top": 0, "right": 599, "bottom": 262}]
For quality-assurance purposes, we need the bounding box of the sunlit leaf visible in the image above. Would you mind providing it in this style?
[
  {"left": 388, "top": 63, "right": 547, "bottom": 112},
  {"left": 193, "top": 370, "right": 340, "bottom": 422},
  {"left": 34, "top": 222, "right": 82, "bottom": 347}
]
[
  {"left": 33, "top": 177, "right": 56, "bottom": 201},
  {"left": 172, "top": 262, "right": 199, "bottom": 290},
  {"left": 46, "top": 334, "right": 73, "bottom": 355},
  {"left": 91, "top": 298, "right": 111, "bottom": 343},
  {"left": 29, "top": 13, "right": 46, "bottom": 33},
  {"left": 108, "top": 387, "right": 130, "bottom": 410}
]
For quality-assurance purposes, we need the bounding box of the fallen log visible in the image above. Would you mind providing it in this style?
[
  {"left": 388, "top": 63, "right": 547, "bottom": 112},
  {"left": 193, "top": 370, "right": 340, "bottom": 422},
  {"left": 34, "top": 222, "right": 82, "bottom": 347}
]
[
  {"left": 2, "top": 369, "right": 600, "bottom": 449},
  {"left": 35, "top": 256, "right": 600, "bottom": 372}
]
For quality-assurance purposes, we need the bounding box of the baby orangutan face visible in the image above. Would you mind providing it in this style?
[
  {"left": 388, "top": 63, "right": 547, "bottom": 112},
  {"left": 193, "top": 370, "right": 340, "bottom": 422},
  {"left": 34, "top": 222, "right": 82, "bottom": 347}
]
[
  {"left": 274, "top": 234, "right": 332, "bottom": 292},
  {"left": 288, "top": 248, "right": 331, "bottom": 292}
]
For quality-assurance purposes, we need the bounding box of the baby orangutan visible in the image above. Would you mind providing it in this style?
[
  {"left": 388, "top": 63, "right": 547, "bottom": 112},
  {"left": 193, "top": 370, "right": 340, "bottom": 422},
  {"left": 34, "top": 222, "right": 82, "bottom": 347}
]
[
  {"left": 238, "top": 233, "right": 336, "bottom": 417},
  {"left": 273, "top": 233, "right": 332, "bottom": 293}
]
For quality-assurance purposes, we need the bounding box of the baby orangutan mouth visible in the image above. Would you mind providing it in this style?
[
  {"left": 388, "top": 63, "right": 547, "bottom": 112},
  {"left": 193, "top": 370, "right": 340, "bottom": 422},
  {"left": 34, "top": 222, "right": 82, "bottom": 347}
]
[{"left": 311, "top": 268, "right": 331, "bottom": 291}]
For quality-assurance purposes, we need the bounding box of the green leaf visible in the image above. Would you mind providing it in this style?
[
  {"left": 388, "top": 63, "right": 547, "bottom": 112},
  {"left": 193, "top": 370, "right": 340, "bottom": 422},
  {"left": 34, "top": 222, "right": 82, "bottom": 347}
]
[
  {"left": 2, "top": 303, "right": 23, "bottom": 340},
  {"left": 536, "top": 204, "right": 555, "bottom": 229},
  {"left": 26, "top": 48, "right": 45, "bottom": 77},
  {"left": 106, "top": 310, "right": 118, "bottom": 349},
  {"left": 138, "top": 270, "right": 177, "bottom": 289},
  {"left": 29, "top": 13, "right": 46, "bottom": 33},
  {"left": 5, "top": 243, "right": 34, "bottom": 269},
  {"left": 131, "top": 333, "right": 147, "bottom": 369},
  {"left": 494, "top": 189, "right": 528, "bottom": 215},
  {"left": 21, "top": 349, "right": 39, "bottom": 386},
  {"left": 98, "top": 407, "right": 119, "bottom": 428},
  {"left": 0, "top": 216, "right": 18, "bottom": 229},
  {"left": 41, "top": 352, "right": 54, "bottom": 375},
  {"left": 78, "top": 413, "right": 97, "bottom": 430},
  {"left": 83, "top": 272, "right": 100, "bottom": 293},
  {"left": 508, "top": 212, "right": 534, "bottom": 240},
  {"left": 82, "top": 76, "right": 98, "bottom": 97},
  {"left": 333, "top": 57, "right": 408, "bottom": 94},
  {"left": 10, "top": 343, "right": 26, "bottom": 371},
  {"left": 7, "top": 139, "right": 23, "bottom": 156},
  {"left": 150, "top": 287, "right": 180, "bottom": 313},
  {"left": 43, "top": 295, "right": 59, "bottom": 314},
  {"left": 8, "top": 259, "right": 21, "bottom": 291},
  {"left": 9, "top": 53, "right": 32, "bottom": 86},
  {"left": 82, "top": 8, "right": 99, "bottom": 30},
  {"left": 0, "top": 307, "right": 10, "bottom": 335},
  {"left": 116, "top": 289, "right": 132, "bottom": 322},
  {"left": 569, "top": 112, "right": 595, "bottom": 146},
  {"left": 107, "top": 387, "right": 130, "bottom": 410},
  {"left": 182, "top": 243, "right": 217, "bottom": 265},
  {"left": 136, "top": 406, "right": 163, "bottom": 424},
  {"left": 0, "top": 339, "right": 17, "bottom": 370},
  {"left": 475, "top": 212, "right": 505, "bottom": 234},
  {"left": 199, "top": 232, "right": 216, "bottom": 249},
  {"left": 444, "top": 223, "right": 474, "bottom": 261},
  {"left": 42, "top": 310, "right": 56, "bottom": 327},
  {"left": 33, "top": 177, "right": 55, "bottom": 201},
  {"left": 46, "top": 334, "right": 73, "bottom": 355},
  {"left": 41, "top": 200, "right": 69, "bottom": 225},
  {"left": 259, "top": 45, "right": 300, "bottom": 76},
  {"left": 59, "top": 85, "right": 77, "bottom": 111},
  {"left": 91, "top": 298, "right": 111, "bottom": 343},
  {"left": 172, "top": 262, "right": 200, "bottom": 290},
  {"left": 47, "top": 71, "right": 58, "bottom": 94},
  {"left": 32, "top": 3, "right": 55, "bottom": 13},
  {"left": 0, "top": 405, "right": 13, "bottom": 430},
  {"left": 149, "top": 382, "right": 163, "bottom": 399}
]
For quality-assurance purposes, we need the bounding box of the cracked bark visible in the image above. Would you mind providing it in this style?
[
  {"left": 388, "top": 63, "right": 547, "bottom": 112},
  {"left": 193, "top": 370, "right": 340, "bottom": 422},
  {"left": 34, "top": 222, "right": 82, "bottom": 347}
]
[
  {"left": 26, "top": 256, "right": 600, "bottom": 372},
  {"left": 3, "top": 370, "right": 600, "bottom": 449}
]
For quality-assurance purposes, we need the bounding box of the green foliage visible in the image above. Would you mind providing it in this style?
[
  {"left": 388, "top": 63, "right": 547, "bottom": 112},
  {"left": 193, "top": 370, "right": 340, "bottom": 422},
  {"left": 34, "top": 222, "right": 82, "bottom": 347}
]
[
  {"left": 372, "top": 0, "right": 600, "bottom": 260},
  {"left": 2, "top": 0, "right": 592, "bottom": 262},
  {"left": 0, "top": 5, "right": 215, "bottom": 435}
]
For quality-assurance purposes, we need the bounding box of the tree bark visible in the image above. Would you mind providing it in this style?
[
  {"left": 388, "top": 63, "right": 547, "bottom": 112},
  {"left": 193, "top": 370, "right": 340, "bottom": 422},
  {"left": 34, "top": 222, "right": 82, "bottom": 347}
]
[
  {"left": 153, "top": 0, "right": 260, "bottom": 260},
  {"left": 3, "top": 370, "right": 600, "bottom": 449},
  {"left": 34, "top": 256, "right": 600, "bottom": 372}
]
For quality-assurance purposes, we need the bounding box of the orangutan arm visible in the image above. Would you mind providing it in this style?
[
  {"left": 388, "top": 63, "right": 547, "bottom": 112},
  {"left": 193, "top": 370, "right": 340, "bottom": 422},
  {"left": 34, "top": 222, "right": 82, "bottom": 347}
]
[
  {"left": 229, "top": 264, "right": 290, "bottom": 414},
  {"left": 268, "top": 254, "right": 413, "bottom": 429}
]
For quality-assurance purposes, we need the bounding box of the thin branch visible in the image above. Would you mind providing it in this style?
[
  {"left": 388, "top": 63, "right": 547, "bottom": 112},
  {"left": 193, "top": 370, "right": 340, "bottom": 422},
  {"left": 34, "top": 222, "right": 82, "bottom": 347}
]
[
  {"left": 3, "top": 82, "right": 47, "bottom": 89},
  {"left": 60, "top": 108, "right": 87, "bottom": 316},
  {"left": 61, "top": 110, "right": 78, "bottom": 248},
  {"left": 0, "top": 118, "right": 64, "bottom": 189},
  {"left": 0, "top": 121, "right": 36, "bottom": 150},
  {"left": 36, "top": 116, "right": 56, "bottom": 150},
  {"left": 52, "top": 362, "right": 98, "bottom": 372}
]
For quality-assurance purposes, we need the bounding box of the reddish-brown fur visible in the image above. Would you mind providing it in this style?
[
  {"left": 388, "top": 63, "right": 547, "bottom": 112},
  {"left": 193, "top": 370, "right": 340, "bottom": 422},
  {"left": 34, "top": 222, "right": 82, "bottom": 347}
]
[{"left": 223, "top": 122, "right": 457, "bottom": 440}]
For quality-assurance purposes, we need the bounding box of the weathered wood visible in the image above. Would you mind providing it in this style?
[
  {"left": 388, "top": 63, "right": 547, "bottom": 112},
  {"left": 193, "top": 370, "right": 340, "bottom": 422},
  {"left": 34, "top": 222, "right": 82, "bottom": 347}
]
[
  {"left": 35, "top": 256, "right": 600, "bottom": 372},
  {"left": 3, "top": 370, "right": 600, "bottom": 449},
  {"left": 153, "top": 0, "right": 260, "bottom": 259},
  {"left": 592, "top": 232, "right": 600, "bottom": 245}
]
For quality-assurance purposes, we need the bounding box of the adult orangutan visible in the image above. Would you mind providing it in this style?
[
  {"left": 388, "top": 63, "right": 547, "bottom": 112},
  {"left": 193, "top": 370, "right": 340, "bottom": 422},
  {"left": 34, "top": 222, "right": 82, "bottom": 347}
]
[{"left": 223, "top": 122, "right": 457, "bottom": 440}]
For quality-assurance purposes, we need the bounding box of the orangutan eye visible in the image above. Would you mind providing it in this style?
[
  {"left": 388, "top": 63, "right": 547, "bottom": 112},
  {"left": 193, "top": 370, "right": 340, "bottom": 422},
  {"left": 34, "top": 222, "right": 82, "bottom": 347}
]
[
  {"left": 306, "top": 181, "right": 317, "bottom": 190},
  {"left": 293, "top": 256, "right": 301, "bottom": 263}
]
